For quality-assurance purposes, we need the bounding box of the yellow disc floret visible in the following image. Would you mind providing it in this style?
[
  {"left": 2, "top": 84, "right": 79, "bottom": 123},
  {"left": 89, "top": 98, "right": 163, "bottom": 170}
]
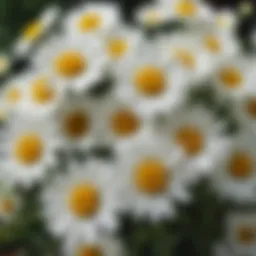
[
  {"left": 77, "top": 12, "right": 102, "bottom": 32},
  {"left": 106, "top": 38, "right": 128, "bottom": 59},
  {"left": 134, "top": 158, "right": 169, "bottom": 194},
  {"left": 219, "top": 66, "right": 243, "bottom": 89},
  {"left": 175, "top": 0, "right": 198, "bottom": 17},
  {"left": 203, "top": 35, "right": 222, "bottom": 54},
  {"left": 68, "top": 183, "right": 100, "bottom": 218}
]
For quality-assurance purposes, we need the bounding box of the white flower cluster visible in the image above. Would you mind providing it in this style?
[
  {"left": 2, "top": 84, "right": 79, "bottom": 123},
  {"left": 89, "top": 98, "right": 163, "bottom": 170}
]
[{"left": 0, "top": 0, "right": 256, "bottom": 255}]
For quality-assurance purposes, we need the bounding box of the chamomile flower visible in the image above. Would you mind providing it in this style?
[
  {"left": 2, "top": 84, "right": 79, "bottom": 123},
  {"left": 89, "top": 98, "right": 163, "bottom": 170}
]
[
  {"left": 0, "top": 182, "right": 21, "bottom": 222},
  {"left": 159, "top": 105, "right": 227, "bottom": 183},
  {"left": 226, "top": 213, "right": 256, "bottom": 255},
  {"left": 212, "top": 131, "right": 256, "bottom": 203},
  {"left": 117, "top": 135, "right": 189, "bottom": 221},
  {"left": 115, "top": 45, "right": 186, "bottom": 117},
  {"left": 18, "top": 71, "right": 65, "bottom": 119},
  {"left": 54, "top": 93, "right": 99, "bottom": 151},
  {"left": 160, "top": 0, "right": 212, "bottom": 25},
  {"left": 0, "top": 118, "right": 57, "bottom": 187},
  {"left": 33, "top": 36, "right": 107, "bottom": 92},
  {"left": 64, "top": 232, "right": 123, "bottom": 256},
  {"left": 135, "top": 3, "right": 169, "bottom": 29},
  {"left": 42, "top": 162, "right": 121, "bottom": 239},
  {"left": 95, "top": 94, "right": 152, "bottom": 151},
  {"left": 64, "top": 3, "right": 120, "bottom": 40},
  {"left": 212, "top": 56, "right": 255, "bottom": 101},
  {"left": 14, "top": 6, "right": 60, "bottom": 57}
]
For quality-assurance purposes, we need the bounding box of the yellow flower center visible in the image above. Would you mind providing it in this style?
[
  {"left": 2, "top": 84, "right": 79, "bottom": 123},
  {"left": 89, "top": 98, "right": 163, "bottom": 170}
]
[
  {"left": 175, "top": 0, "right": 198, "bottom": 17},
  {"left": 23, "top": 21, "right": 43, "bottom": 41},
  {"left": 0, "top": 57, "right": 9, "bottom": 73},
  {"left": 175, "top": 126, "right": 204, "bottom": 156},
  {"left": 246, "top": 98, "right": 256, "bottom": 119},
  {"left": 77, "top": 12, "right": 102, "bottom": 32},
  {"left": 106, "top": 38, "right": 128, "bottom": 59},
  {"left": 134, "top": 66, "right": 166, "bottom": 96},
  {"left": 0, "top": 198, "right": 15, "bottom": 214},
  {"left": 144, "top": 11, "right": 162, "bottom": 25},
  {"left": 68, "top": 183, "right": 100, "bottom": 218},
  {"left": 30, "top": 77, "right": 56, "bottom": 104},
  {"left": 219, "top": 66, "right": 243, "bottom": 89},
  {"left": 228, "top": 152, "right": 253, "bottom": 179},
  {"left": 111, "top": 109, "right": 140, "bottom": 137},
  {"left": 134, "top": 158, "right": 169, "bottom": 194},
  {"left": 76, "top": 245, "right": 103, "bottom": 256},
  {"left": 237, "top": 226, "right": 256, "bottom": 245},
  {"left": 6, "top": 87, "right": 22, "bottom": 104},
  {"left": 203, "top": 35, "right": 222, "bottom": 54},
  {"left": 63, "top": 111, "right": 90, "bottom": 139},
  {"left": 173, "top": 48, "right": 195, "bottom": 69},
  {"left": 54, "top": 51, "right": 87, "bottom": 78},
  {"left": 14, "top": 133, "right": 44, "bottom": 165}
]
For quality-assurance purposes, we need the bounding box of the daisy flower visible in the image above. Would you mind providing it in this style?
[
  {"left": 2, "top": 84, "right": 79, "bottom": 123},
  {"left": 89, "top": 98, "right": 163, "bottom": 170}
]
[
  {"left": 63, "top": 3, "right": 120, "bottom": 40},
  {"left": 158, "top": 104, "right": 227, "bottom": 183},
  {"left": 63, "top": 232, "right": 123, "bottom": 256},
  {"left": 17, "top": 71, "right": 65, "bottom": 119},
  {"left": 115, "top": 44, "right": 186, "bottom": 117},
  {"left": 0, "top": 182, "right": 21, "bottom": 222},
  {"left": 117, "top": 135, "right": 190, "bottom": 221},
  {"left": 159, "top": 0, "right": 213, "bottom": 25},
  {"left": 41, "top": 161, "right": 121, "bottom": 239},
  {"left": 54, "top": 93, "right": 100, "bottom": 151},
  {"left": 14, "top": 6, "right": 60, "bottom": 57},
  {"left": 135, "top": 3, "right": 170, "bottom": 29},
  {"left": 212, "top": 131, "right": 256, "bottom": 203},
  {"left": 0, "top": 118, "right": 58, "bottom": 187},
  {"left": 33, "top": 35, "right": 107, "bottom": 93},
  {"left": 212, "top": 55, "right": 255, "bottom": 101},
  {"left": 226, "top": 212, "right": 256, "bottom": 255}
]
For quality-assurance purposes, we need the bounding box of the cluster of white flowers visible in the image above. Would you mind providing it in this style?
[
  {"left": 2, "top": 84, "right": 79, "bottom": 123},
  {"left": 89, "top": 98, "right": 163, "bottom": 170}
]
[{"left": 0, "top": 0, "right": 256, "bottom": 255}]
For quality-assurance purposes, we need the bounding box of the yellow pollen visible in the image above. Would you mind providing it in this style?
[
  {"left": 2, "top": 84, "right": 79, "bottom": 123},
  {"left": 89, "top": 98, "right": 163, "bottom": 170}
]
[
  {"left": 63, "top": 111, "right": 90, "bottom": 139},
  {"left": 174, "top": 48, "right": 195, "bottom": 69},
  {"left": 219, "top": 66, "right": 243, "bottom": 89},
  {"left": 111, "top": 109, "right": 140, "bottom": 137},
  {"left": 23, "top": 21, "right": 43, "bottom": 41},
  {"left": 6, "top": 88, "right": 22, "bottom": 104},
  {"left": 76, "top": 245, "right": 103, "bottom": 256},
  {"left": 237, "top": 227, "right": 256, "bottom": 245},
  {"left": 106, "top": 38, "right": 128, "bottom": 59},
  {"left": 14, "top": 133, "right": 44, "bottom": 165},
  {"left": 175, "top": 0, "right": 198, "bottom": 17},
  {"left": 77, "top": 12, "right": 102, "bottom": 32},
  {"left": 1, "top": 199, "right": 15, "bottom": 214},
  {"left": 68, "top": 183, "right": 100, "bottom": 218},
  {"left": 228, "top": 152, "right": 253, "bottom": 179},
  {"left": 134, "top": 66, "right": 166, "bottom": 96},
  {"left": 54, "top": 51, "right": 87, "bottom": 78},
  {"left": 175, "top": 126, "right": 204, "bottom": 156},
  {"left": 204, "top": 35, "right": 222, "bottom": 54},
  {"left": 134, "top": 158, "right": 169, "bottom": 194},
  {"left": 30, "top": 77, "right": 56, "bottom": 104},
  {"left": 246, "top": 98, "right": 256, "bottom": 119}
]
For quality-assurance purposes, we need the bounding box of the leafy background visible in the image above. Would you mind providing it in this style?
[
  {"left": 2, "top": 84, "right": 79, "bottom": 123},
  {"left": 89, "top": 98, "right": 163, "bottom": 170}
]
[{"left": 0, "top": 0, "right": 255, "bottom": 255}]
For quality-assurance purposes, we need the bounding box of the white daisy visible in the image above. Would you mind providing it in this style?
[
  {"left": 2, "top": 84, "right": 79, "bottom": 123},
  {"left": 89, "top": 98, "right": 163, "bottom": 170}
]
[
  {"left": 135, "top": 3, "right": 170, "bottom": 28},
  {"left": 54, "top": 93, "right": 100, "bottom": 151},
  {"left": 14, "top": 5, "right": 60, "bottom": 57},
  {"left": 64, "top": 232, "right": 123, "bottom": 256},
  {"left": 63, "top": 3, "right": 120, "bottom": 40},
  {"left": 226, "top": 212, "right": 256, "bottom": 255},
  {"left": 115, "top": 44, "right": 186, "bottom": 117},
  {"left": 159, "top": 0, "right": 213, "bottom": 25},
  {"left": 117, "top": 134, "right": 190, "bottom": 221},
  {"left": 17, "top": 71, "right": 65, "bottom": 119},
  {"left": 212, "top": 55, "right": 255, "bottom": 101},
  {"left": 212, "top": 131, "right": 256, "bottom": 203},
  {"left": 0, "top": 118, "right": 57, "bottom": 187},
  {"left": 33, "top": 35, "right": 107, "bottom": 93},
  {"left": 42, "top": 161, "right": 121, "bottom": 239},
  {"left": 158, "top": 104, "right": 228, "bottom": 183},
  {"left": 0, "top": 182, "right": 21, "bottom": 222}
]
